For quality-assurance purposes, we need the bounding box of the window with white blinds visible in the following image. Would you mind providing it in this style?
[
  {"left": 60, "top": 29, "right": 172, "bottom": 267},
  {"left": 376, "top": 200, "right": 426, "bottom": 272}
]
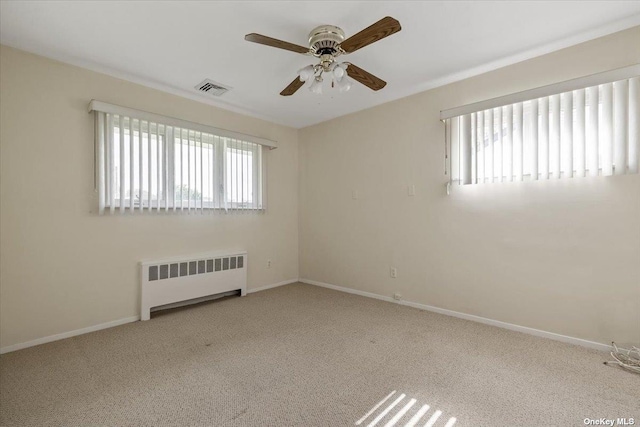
[
  {"left": 444, "top": 68, "right": 639, "bottom": 186},
  {"left": 90, "top": 101, "right": 275, "bottom": 215}
]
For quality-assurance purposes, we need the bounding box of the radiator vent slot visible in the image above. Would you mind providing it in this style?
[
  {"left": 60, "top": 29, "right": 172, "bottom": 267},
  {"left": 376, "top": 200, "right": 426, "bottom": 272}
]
[
  {"left": 148, "top": 256, "right": 244, "bottom": 281},
  {"left": 195, "top": 79, "right": 231, "bottom": 96}
]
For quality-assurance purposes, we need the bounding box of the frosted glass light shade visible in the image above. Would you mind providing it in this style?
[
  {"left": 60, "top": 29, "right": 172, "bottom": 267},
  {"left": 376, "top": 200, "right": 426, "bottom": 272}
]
[
  {"left": 309, "top": 77, "right": 323, "bottom": 94},
  {"left": 298, "top": 65, "right": 315, "bottom": 82},
  {"left": 335, "top": 76, "right": 351, "bottom": 93},
  {"left": 333, "top": 65, "right": 345, "bottom": 80}
]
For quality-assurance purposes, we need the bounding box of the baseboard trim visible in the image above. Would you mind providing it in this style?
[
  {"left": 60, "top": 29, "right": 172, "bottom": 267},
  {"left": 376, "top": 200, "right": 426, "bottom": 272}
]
[
  {"left": 300, "top": 278, "right": 611, "bottom": 352},
  {"left": 0, "top": 315, "right": 140, "bottom": 355},
  {"left": 3, "top": 278, "right": 608, "bottom": 354},
  {"left": 247, "top": 279, "right": 299, "bottom": 294},
  {"left": 1, "top": 279, "right": 300, "bottom": 355}
]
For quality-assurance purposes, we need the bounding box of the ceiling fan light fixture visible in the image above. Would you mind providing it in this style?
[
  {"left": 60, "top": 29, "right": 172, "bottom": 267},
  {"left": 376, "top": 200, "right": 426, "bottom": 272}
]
[
  {"left": 298, "top": 65, "right": 315, "bottom": 82},
  {"left": 309, "top": 75, "right": 323, "bottom": 95},
  {"left": 333, "top": 64, "right": 345, "bottom": 81},
  {"left": 335, "top": 76, "right": 352, "bottom": 93}
]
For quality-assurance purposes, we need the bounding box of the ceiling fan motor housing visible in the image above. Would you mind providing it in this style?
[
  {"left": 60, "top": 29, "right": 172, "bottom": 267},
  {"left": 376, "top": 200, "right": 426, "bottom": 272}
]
[{"left": 308, "top": 25, "right": 345, "bottom": 56}]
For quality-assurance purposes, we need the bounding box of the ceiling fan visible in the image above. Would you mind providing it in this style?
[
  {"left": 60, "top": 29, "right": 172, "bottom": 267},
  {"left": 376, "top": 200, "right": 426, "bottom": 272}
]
[{"left": 244, "top": 16, "right": 401, "bottom": 96}]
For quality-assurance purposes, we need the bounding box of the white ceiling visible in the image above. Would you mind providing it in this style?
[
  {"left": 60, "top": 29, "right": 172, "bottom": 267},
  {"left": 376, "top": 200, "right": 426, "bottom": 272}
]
[{"left": 2, "top": 1, "right": 640, "bottom": 128}]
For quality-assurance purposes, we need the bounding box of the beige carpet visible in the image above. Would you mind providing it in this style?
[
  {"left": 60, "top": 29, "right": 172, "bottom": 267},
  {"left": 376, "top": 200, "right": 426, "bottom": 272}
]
[{"left": 1, "top": 283, "right": 638, "bottom": 427}]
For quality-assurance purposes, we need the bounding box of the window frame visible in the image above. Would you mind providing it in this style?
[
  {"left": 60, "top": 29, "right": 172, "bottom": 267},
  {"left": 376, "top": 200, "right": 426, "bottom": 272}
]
[{"left": 91, "top": 100, "right": 275, "bottom": 215}]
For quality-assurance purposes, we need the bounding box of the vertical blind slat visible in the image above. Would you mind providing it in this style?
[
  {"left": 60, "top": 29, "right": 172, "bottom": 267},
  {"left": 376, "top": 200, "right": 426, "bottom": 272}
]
[
  {"left": 156, "top": 124, "right": 161, "bottom": 212},
  {"left": 550, "top": 94, "right": 561, "bottom": 179},
  {"left": 223, "top": 138, "right": 228, "bottom": 212},
  {"left": 193, "top": 132, "right": 198, "bottom": 213},
  {"left": 179, "top": 129, "right": 183, "bottom": 211},
  {"left": 138, "top": 119, "right": 143, "bottom": 211},
  {"left": 146, "top": 121, "right": 152, "bottom": 210},
  {"left": 488, "top": 109, "right": 494, "bottom": 183},
  {"left": 235, "top": 139, "right": 239, "bottom": 212},
  {"left": 254, "top": 143, "right": 258, "bottom": 209},
  {"left": 119, "top": 115, "right": 125, "bottom": 213},
  {"left": 188, "top": 131, "right": 192, "bottom": 212},
  {"left": 140, "top": 121, "right": 144, "bottom": 210},
  {"left": 259, "top": 145, "right": 264, "bottom": 210},
  {"left": 241, "top": 140, "right": 246, "bottom": 211},
  {"left": 129, "top": 118, "right": 135, "bottom": 211},
  {"left": 165, "top": 127, "right": 171, "bottom": 211},
  {"left": 98, "top": 112, "right": 106, "bottom": 214},
  {"left": 587, "top": 86, "right": 599, "bottom": 177},
  {"left": 514, "top": 102, "right": 524, "bottom": 181},
  {"left": 561, "top": 92, "right": 573, "bottom": 178},
  {"left": 461, "top": 115, "right": 472, "bottom": 185},
  {"left": 613, "top": 80, "right": 628, "bottom": 175},
  {"left": 505, "top": 105, "right": 513, "bottom": 181},
  {"left": 530, "top": 100, "right": 539, "bottom": 180},
  {"left": 471, "top": 113, "right": 476, "bottom": 184},
  {"left": 630, "top": 77, "right": 640, "bottom": 174},
  {"left": 575, "top": 89, "right": 586, "bottom": 177},
  {"left": 540, "top": 97, "right": 550, "bottom": 180},
  {"left": 213, "top": 136, "right": 219, "bottom": 211},
  {"left": 108, "top": 114, "right": 115, "bottom": 214},
  {"left": 208, "top": 135, "right": 213, "bottom": 213},
  {"left": 601, "top": 83, "right": 614, "bottom": 176},
  {"left": 496, "top": 107, "right": 503, "bottom": 182},
  {"left": 200, "top": 133, "right": 204, "bottom": 213},
  {"left": 246, "top": 141, "right": 250, "bottom": 211},
  {"left": 477, "top": 111, "right": 484, "bottom": 183}
]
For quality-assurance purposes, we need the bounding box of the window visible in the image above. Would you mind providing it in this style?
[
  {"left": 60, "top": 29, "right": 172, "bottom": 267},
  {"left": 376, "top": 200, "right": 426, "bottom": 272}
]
[
  {"left": 444, "top": 68, "right": 639, "bottom": 186},
  {"left": 91, "top": 101, "right": 275, "bottom": 214}
]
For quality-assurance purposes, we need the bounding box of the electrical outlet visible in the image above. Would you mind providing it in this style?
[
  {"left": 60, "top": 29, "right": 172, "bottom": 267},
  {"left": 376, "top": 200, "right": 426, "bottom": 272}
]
[
  {"left": 390, "top": 267, "right": 397, "bottom": 278},
  {"left": 267, "top": 260, "right": 272, "bottom": 269},
  {"left": 408, "top": 185, "right": 415, "bottom": 196},
  {"left": 393, "top": 293, "right": 402, "bottom": 300},
  {"left": 352, "top": 190, "right": 358, "bottom": 200}
]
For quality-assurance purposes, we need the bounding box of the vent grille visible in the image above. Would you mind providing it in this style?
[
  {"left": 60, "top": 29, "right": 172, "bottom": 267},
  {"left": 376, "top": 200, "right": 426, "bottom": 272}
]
[
  {"left": 148, "top": 255, "right": 244, "bottom": 282},
  {"left": 195, "top": 79, "right": 230, "bottom": 96}
]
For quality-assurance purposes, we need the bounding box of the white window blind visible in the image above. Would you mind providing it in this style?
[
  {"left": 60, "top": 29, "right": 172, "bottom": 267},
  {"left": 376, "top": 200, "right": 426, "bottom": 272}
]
[
  {"left": 444, "top": 67, "right": 639, "bottom": 186},
  {"left": 90, "top": 101, "right": 274, "bottom": 215}
]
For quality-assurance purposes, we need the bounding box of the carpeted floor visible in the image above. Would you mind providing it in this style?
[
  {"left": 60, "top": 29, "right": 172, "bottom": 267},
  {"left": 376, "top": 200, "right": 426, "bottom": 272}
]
[{"left": 1, "top": 283, "right": 638, "bottom": 427}]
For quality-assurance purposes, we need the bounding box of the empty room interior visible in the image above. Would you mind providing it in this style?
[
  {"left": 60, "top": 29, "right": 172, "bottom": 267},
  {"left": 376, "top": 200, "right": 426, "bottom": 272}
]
[{"left": 1, "top": 1, "right": 640, "bottom": 426}]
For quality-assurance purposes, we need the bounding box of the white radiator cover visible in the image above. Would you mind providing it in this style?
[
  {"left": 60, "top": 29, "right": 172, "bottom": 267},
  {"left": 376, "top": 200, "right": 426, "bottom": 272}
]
[{"left": 140, "top": 251, "right": 247, "bottom": 320}]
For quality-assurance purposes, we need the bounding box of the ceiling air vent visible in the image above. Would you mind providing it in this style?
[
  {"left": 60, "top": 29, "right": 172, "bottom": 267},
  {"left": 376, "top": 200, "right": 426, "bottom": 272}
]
[{"left": 195, "top": 79, "right": 231, "bottom": 96}]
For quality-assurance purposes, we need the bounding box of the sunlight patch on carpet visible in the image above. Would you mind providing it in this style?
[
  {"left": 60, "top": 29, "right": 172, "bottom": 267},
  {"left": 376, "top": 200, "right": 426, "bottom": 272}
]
[{"left": 356, "top": 391, "right": 457, "bottom": 427}]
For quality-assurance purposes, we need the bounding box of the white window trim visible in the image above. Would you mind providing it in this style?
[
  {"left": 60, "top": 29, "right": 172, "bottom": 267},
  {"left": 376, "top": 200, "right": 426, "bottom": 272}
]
[
  {"left": 443, "top": 70, "right": 639, "bottom": 187},
  {"left": 91, "top": 101, "right": 272, "bottom": 215}
]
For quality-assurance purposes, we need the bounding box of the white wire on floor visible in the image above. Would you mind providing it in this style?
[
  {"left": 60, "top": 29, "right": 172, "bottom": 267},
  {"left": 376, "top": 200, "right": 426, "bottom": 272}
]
[{"left": 604, "top": 342, "right": 640, "bottom": 374}]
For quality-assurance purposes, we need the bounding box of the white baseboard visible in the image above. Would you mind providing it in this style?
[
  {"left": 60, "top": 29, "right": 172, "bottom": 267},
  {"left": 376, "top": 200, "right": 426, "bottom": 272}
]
[
  {"left": 0, "top": 279, "right": 299, "bottom": 355},
  {"left": 0, "top": 315, "right": 140, "bottom": 355},
  {"left": 2, "top": 278, "right": 608, "bottom": 354},
  {"left": 300, "top": 278, "right": 611, "bottom": 352},
  {"left": 247, "top": 279, "right": 298, "bottom": 294}
]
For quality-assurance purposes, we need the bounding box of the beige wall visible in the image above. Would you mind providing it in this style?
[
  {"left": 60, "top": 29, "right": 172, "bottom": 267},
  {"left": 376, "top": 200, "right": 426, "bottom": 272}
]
[
  {"left": 299, "top": 27, "right": 640, "bottom": 346},
  {"left": 0, "top": 46, "right": 299, "bottom": 349},
  {"left": 2, "top": 26, "right": 639, "bottom": 351}
]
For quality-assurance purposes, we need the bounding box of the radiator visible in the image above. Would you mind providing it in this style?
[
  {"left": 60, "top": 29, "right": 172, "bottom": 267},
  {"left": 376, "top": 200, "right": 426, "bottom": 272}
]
[{"left": 140, "top": 251, "right": 247, "bottom": 320}]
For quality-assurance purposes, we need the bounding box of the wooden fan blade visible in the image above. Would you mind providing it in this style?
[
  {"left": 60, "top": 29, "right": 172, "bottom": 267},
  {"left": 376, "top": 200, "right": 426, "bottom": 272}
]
[
  {"left": 345, "top": 63, "right": 387, "bottom": 91},
  {"left": 340, "top": 16, "right": 401, "bottom": 53},
  {"left": 280, "top": 77, "right": 305, "bottom": 96},
  {"left": 245, "top": 33, "right": 309, "bottom": 54}
]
